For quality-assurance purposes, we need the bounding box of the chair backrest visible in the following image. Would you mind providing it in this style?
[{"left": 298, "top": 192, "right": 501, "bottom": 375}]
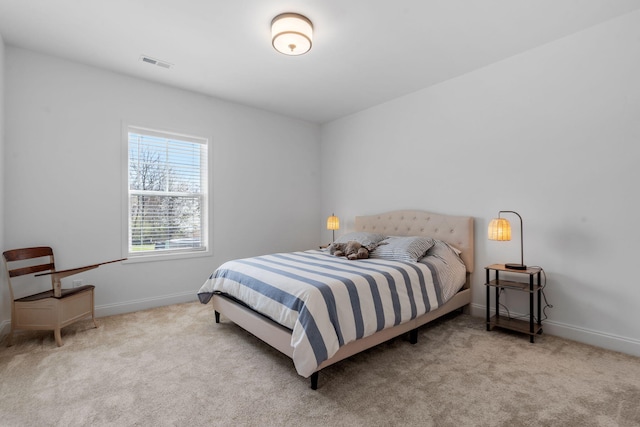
[{"left": 3, "top": 247, "right": 55, "bottom": 301}]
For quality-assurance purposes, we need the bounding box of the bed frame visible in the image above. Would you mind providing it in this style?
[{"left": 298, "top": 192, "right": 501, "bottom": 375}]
[{"left": 211, "top": 210, "right": 475, "bottom": 389}]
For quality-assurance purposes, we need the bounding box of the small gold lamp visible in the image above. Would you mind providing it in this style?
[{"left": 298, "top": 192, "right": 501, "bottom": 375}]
[
  {"left": 488, "top": 210, "right": 526, "bottom": 270},
  {"left": 326, "top": 213, "right": 340, "bottom": 243}
]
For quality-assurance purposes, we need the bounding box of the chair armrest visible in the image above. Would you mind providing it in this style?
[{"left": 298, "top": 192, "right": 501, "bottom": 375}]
[{"left": 35, "top": 258, "right": 126, "bottom": 297}]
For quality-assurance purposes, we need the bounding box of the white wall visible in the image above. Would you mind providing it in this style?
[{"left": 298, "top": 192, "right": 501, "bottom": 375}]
[
  {"left": 2, "top": 47, "right": 320, "bottom": 322},
  {"left": 0, "top": 34, "right": 6, "bottom": 322},
  {"left": 321, "top": 11, "right": 640, "bottom": 355}
]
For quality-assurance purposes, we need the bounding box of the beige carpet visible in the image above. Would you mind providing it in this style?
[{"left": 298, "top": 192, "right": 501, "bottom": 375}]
[{"left": 1, "top": 302, "right": 639, "bottom": 427}]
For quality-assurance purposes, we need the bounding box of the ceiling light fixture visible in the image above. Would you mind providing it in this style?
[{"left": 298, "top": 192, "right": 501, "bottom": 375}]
[{"left": 271, "top": 13, "right": 313, "bottom": 56}]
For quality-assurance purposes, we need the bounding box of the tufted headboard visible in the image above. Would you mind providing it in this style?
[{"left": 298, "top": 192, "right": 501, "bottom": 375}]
[{"left": 354, "top": 210, "right": 474, "bottom": 273}]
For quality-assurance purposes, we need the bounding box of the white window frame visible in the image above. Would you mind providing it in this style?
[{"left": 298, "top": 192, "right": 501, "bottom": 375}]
[{"left": 122, "top": 123, "right": 211, "bottom": 262}]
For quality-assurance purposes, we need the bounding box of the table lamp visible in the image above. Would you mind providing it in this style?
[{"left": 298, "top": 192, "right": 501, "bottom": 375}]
[
  {"left": 488, "top": 210, "right": 527, "bottom": 270},
  {"left": 326, "top": 213, "right": 340, "bottom": 243}
]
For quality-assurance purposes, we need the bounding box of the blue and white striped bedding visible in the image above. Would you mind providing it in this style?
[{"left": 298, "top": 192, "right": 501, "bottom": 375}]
[{"left": 198, "top": 249, "right": 464, "bottom": 377}]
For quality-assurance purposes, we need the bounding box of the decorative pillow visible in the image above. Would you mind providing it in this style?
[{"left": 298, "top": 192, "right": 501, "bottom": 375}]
[
  {"left": 334, "top": 232, "right": 387, "bottom": 249},
  {"left": 420, "top": 239, "right": 463, "bottom": 262},
  {"left": 370, "top": 236, "right": 435, "bottom": 262},
  {"left": 448, "top": 243, "right": 462, "bottom": 255},
  {"left": 418, "top": 240, "right": 466, "bottom": 300}
]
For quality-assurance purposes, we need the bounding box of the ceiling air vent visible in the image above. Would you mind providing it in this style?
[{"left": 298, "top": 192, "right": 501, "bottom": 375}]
[{"left": 140, "top": 55, "right": 172, "bottom": 69}]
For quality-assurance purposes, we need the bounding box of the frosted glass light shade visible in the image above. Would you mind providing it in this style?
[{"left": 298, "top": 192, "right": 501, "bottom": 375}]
[
  {"left": 326, "top": 215, "right": 340, "bottom": 231},
  {"left": 488, "top": 218, "right": 512, "bottom": 241},
  {"left": 271, "top": 13, "right": 313, "bottom": 55}
]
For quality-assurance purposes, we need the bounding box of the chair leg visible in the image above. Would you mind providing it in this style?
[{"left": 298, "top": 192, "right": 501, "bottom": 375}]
[
  {"left": 6, "top": 326, "right": 14, "bottom": 347},
  {"left": 91, "top": 290, "right": 98, "bottom": 328},
  {"left": 54, "top": 328, "right": 63, "bottom": 347}
]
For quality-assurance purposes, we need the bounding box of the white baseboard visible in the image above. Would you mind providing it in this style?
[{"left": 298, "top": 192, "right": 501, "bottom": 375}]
[
  {"left": 95, "top": 291, "right": 199, "bottom": 318},
  {"left": 469, "top": 303, "right": 640, "bottom": 358},
  {"left": 0, "top": 291, "right": 199, "bottom": 338}
]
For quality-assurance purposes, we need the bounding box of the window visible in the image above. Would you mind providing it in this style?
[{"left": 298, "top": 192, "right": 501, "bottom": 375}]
[{"left": 125, "top": 125, "right": 209, "bottom": 259}]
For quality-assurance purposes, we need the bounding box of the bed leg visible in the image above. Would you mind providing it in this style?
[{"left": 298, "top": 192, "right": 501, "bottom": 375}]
[
  {"left": 214, "top": 311, "right": 220, "bottom": 324},
  {"left": 310, "top": 372, "right": 319, "bottom": 390},
  {"left": 409, "top": 328, "right": 418, "bottom": 344}
]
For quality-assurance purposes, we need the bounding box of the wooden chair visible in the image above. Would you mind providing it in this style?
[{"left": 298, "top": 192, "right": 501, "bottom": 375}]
[{"left": 3, "top": 246, "right": 97, "bottom": 347}]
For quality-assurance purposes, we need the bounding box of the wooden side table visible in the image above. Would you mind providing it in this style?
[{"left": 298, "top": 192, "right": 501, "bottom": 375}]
[{"left": 485, "top": 264, "right": 543, "bottom": 343}]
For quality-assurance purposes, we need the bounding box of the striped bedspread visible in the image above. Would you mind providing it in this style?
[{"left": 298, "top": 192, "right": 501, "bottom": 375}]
[{"left": 198, "top": 249, "right": 459, "bottom": 378}]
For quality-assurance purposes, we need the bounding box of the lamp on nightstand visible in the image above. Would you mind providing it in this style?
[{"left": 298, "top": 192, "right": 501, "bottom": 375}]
[
  {"left": 488, "top": 210, "right": 527, "bottom": 270},
  {"left": 326, "top": 213, "right": 340, "bottom": 243}
]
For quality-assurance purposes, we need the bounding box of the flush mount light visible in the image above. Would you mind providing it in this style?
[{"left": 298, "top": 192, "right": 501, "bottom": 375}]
[{"left": 271, "top": 13, "right": 313, "bottom": 56}]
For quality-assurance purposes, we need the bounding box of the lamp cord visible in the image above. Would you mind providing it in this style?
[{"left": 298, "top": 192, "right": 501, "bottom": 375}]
[{"left": 496, "top": 267, "right": 553, "bottom": 323}]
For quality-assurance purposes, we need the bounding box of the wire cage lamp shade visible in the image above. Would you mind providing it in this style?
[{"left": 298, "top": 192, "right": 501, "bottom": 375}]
[
  {"left": 487, "top": 218, "right": 512, "bottom": 241},
  {"left": 327, "top": 214, "right": 339, "bottom": 242},
  {"left": 488, "top": 210, "right": 526, "bottom": 270}
]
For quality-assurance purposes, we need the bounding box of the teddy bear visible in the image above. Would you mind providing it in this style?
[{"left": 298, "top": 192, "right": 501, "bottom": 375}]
[{"left": 329, "top": 240, "right": 372, "bottom": 260}]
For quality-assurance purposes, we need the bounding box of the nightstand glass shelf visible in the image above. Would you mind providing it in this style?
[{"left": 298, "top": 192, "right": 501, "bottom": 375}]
[{"left": 485, "top": 264, "right": 543, "bottom": 343}]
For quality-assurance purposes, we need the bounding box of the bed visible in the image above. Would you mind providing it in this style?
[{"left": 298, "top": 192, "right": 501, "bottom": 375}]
[{"left": 198, "top": 210, "right": 474, "bottom": 389}]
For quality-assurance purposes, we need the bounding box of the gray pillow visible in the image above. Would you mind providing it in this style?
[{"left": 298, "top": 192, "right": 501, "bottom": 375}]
[
  {"left": 370, "top": 236, "right": 435, "bottom": 262},
  {"left": 334, "top": 232, "right": 387, "bottom": 249},
  {"left": 420, "top": 239, "right": 464, "bottom": 263}
]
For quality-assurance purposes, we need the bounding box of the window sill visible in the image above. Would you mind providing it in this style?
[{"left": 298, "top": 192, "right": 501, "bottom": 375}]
[{"left": 123, "top": 248, "right": 212, "bottom": 264}]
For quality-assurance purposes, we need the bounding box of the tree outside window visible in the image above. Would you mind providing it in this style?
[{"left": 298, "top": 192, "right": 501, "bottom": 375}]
[{"left": 127, "top": 127, "right": 209, "bottom": 256}]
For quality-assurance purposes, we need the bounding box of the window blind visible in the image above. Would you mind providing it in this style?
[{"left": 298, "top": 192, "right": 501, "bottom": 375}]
[{"left": 127, "top": 126, "right": 208, "bottom": 254}]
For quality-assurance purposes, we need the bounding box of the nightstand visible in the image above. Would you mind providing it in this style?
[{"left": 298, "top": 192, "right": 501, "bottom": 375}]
[{"left": 485, "top": 264, "right": 543, "bottom": 343}]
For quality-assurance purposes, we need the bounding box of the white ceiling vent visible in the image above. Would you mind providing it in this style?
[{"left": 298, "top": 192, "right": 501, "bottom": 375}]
[{"left": 140, "top": 55, "right": 172, "bottom": 69}]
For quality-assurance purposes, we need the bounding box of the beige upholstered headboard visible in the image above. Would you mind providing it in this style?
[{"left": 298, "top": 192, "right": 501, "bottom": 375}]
[{"left": 354, "top": 210, "right": 474, "bottom": 273}]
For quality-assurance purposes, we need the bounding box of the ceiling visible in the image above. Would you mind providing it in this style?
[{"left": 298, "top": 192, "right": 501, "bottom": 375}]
[{"left": 1, "top": 0, "right": 639, "bottom": 124}]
